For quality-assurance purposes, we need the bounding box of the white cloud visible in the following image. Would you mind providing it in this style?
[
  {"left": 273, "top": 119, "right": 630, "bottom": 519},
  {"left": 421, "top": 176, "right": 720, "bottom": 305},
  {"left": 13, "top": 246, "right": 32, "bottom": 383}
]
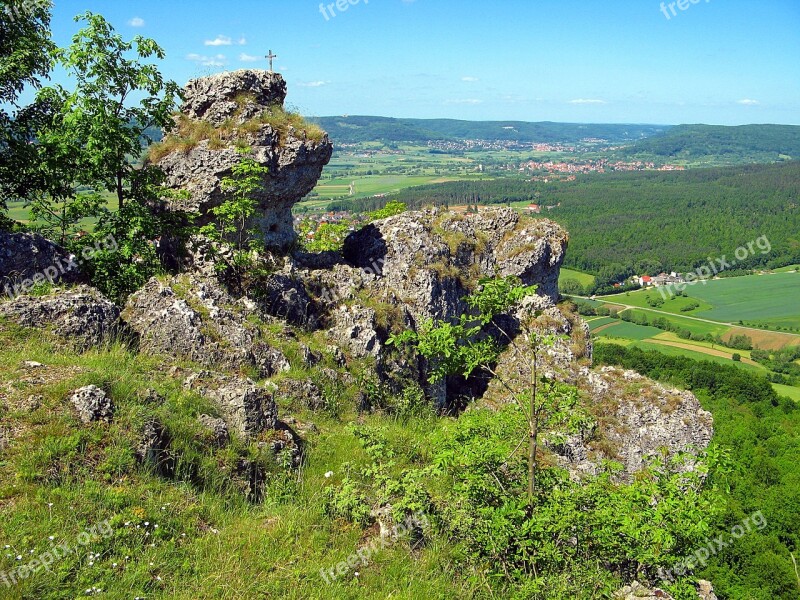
[
  {"left": 204, "top": 35, "right": 233, "bottom": 47},
  {"left": 568, "top": 98, "right": 606, "bottom": 104},
  {"left": 298, "top": 81, "right": 329, "bottom": 87},
  {"left": 238, "top": 37, "right": 247, "bottom": 46},
  {"left": 128, "top": 17, "right": 145, "bottom": 27},
  {"left": 737, "top": 99, "right": 759, "bottom": 106},
  {"left": 461, "top": 76, "right": 479, "bottom": 82},
  {"left": 239, "top": 53, "right": 260, "bottom": 63},
  {"left": 187, "top": 53, "right": 227, "bottom": 67}
]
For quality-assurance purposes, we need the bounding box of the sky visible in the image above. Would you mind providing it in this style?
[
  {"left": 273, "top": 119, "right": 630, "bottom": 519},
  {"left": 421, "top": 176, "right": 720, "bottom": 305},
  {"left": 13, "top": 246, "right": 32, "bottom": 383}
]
[{"left": 35, "top": 0, "right": 800, "bottom": 125}]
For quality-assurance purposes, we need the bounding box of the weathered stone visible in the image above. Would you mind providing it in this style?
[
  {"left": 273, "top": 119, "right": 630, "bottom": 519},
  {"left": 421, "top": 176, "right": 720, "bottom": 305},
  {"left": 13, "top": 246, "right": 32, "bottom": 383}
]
[
  {"left": 328, "top": 304, "right": 382, "bottom": 360},
  {"left": 70, "top": 385, "right": 113, "bottom": 424},
  {"left": 198, "top": 414, "right": 230, "bottom": 447},
  {"left": 0, "top": 286, "right": 122, "bottom": 350},
  {"left": 123, "top": 274, "right": 289, "bottom": 378},
  {"left": 155, "top": 70, "right": 332, "bottom": 251},
  {"left": 256, "top": 271, "right": 317, "bottom": 327},
  {"left": 277, "top": 378, "right": 326, "bottom": 410},
  {"left": 614, "top": 582, "right": 673, "bottom": 600},
  {"left": 545, "top": 365, "right": 713, "bottom": 481},
  {"left": 0, "top": 232, "right": 83, "bottom": 296},
  {"left": 183, "top": 371, "right": 278, "bottom": 439}
]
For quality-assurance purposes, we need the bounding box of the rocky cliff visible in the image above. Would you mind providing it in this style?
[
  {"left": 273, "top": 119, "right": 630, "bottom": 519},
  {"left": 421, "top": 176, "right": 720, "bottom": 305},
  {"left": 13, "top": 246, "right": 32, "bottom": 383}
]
[{"left": 154, "top": 70, "right": 333, "bottom": 251}]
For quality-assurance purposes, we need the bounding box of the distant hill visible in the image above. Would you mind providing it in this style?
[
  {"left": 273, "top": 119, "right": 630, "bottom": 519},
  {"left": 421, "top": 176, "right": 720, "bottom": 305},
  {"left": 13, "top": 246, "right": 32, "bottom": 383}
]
[
  {"left": 623, "top": 124, "right": 800, "bottom": 162},
  {"left": 309, "top": 116, "right": 668, "bottom": 144}
]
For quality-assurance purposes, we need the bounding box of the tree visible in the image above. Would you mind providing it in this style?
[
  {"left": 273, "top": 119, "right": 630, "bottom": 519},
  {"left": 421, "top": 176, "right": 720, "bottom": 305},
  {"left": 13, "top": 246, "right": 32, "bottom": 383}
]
[
  {"left": 0, "top": 0, "right": 57, "bottom": 213},
  {"left": 199, "top": 152, "right": 268, "bottom": 281},
  {"left": 389, "top": 276, "right": 590, "bottom": 503},
  {"left": 32, "top": 12, "right": 181, "bottom": 211}
]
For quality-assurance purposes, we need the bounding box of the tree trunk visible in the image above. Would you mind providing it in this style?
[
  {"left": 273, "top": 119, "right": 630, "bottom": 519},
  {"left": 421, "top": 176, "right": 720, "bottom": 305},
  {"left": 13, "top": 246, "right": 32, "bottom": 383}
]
[{"left": 116, "top": 172, "right": 124, "bottom": 210}]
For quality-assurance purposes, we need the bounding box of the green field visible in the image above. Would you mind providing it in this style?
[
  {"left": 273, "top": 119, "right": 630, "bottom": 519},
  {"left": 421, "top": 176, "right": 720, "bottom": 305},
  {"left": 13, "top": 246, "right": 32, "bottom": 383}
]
[
  {"left": 610, "top": 288, "right": 713, "bottom": 315},
  {"left": 593, "top": 321, "right": 666, "bottom": 341},
  {"left": 687, "top": 272, "right": 800, "bottom": 330},
  {"left": 559, "top": 268, "right": 596, "bottom": 288},
  {"left": 773, "top": 383, "right": 800, "bottom": 401}
]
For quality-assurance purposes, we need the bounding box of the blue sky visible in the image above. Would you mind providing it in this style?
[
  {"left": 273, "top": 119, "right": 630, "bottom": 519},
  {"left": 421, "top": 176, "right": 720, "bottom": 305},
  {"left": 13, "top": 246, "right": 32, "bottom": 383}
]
[{"left": 42, "top": 0, "right": 800, "bottom": 125}]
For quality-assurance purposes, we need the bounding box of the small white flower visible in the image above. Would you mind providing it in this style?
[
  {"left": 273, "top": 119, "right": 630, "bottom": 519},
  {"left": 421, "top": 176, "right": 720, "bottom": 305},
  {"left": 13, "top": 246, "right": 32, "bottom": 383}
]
[
  {"left": 154, "top": 524, "right": 158, "bottom": 529},
  {"left": 112, "top": 563, "right": 118, "bottom": 567},
  {"left": 16, "top": 555, "right": 22, "bottom": 560},
  {"left": 324, "top": 471, "right": 334, "bottom": 478},
  {"left": 48, "top": 536, "right": 55, "bottom": 541},
  {"left": 144, "top": 522, "right": 149, "bottom": 526}
]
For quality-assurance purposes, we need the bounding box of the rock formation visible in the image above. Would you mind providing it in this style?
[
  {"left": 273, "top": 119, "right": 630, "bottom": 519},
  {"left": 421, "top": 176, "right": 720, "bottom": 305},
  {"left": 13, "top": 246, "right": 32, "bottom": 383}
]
[
  {"left": 0, "top": 285, "right": 123, "bottom": 349},
  {"left": 154, "top": 70, "right": 333, "bottom": 251},
  {"left": 1, "top": 231, "right": 83, "bottom": 294}
]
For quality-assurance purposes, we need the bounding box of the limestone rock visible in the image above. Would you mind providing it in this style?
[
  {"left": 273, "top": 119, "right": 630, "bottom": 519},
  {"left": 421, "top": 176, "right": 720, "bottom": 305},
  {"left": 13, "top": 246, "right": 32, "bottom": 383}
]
[
  {"left": 198, "top": 414, "right": 230, "bottom": 447},
  {"left": 183, "top": 371, "right": 278, "bottom": 439},
  {"left": 155, "top": 70, "right": 332, "bottom": 251},
  {"left": 123, "top": 274, "right": 289, "bottom": 378},
  {"left": 0, "top": 286, "right": 122, "bottom": 350},
  {"left": 0, "top": 231, "right": 83, "bottom": 295},
  {"left": 614, "top": 582, "right": 673, "bottom": 600},
  {"left": 277, "top": 378, "right": 326, "bottom": 411},
  {"left": 70, "top": 385, "right": 113, "bottom": 424},
  {"left": 328, "top": 304, "right": 382, "bottom": 360},
  {"left": 551, "top": 366, "right": 714, "bottom": 480}
]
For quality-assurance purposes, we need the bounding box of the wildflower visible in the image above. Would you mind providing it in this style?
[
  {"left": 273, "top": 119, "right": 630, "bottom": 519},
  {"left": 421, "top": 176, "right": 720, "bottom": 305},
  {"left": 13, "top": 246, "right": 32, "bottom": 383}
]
[{"left": 324, "top": 471, "right": 334, "bottom": 478}]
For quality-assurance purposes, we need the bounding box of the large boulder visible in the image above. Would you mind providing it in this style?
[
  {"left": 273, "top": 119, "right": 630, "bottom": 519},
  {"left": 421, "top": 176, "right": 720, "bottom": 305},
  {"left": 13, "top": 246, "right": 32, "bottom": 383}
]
[
  {"left": 183, "top": 370, "right": 278, "bottom": 439},
  {"left": 155, "top": 70, "right": 333, "bottom": 251},
  {"left": 0, "top": 285, "right": 123, "bottom": 349},
  {"left": 1, "top": 232, "right": 83, "bottom": 297},
  {"left": 123, "top": 274, "right": 290, "bottom": 378}
]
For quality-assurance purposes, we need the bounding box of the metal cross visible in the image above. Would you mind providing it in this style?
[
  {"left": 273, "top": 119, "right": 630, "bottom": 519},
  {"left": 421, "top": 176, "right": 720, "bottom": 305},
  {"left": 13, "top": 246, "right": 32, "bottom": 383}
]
[{"left": 266, "top": 50, "right": 278, "bottom": 72}]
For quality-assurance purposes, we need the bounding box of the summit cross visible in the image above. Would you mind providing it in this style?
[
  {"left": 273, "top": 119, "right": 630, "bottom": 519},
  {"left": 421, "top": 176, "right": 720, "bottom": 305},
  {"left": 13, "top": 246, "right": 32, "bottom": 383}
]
[{"left": 266, "top": 50, "right": 278, "bottom": 72}]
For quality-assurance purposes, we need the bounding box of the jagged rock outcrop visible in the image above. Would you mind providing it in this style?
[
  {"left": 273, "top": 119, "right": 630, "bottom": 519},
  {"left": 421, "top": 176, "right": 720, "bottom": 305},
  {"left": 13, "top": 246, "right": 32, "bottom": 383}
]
[
  {"left": 277, "top": 378, "right": 326, "bottom": 411},
  {"left": 155, "top": 70, "right": 333, "bottom": 251},
  {"left": 0, "top": 232, "right": 83, "bottom": 295},
  {"left": 183, "top": 370, "right": 278, "bottom": 439},
  {"left": 0, "top": 286, "right": 123, "bottom": 349},
  {"left": 341, "top": 207, "right": 567, "bottom": 323},
  {"left": 70, "top": 385, "right": 113, "bottom": 424},
  {"left": 565, "top": 366, "right": 714, "bottom": 478},
  {"left": 123, "top": 274, "right": 290, "bottom": 378}
]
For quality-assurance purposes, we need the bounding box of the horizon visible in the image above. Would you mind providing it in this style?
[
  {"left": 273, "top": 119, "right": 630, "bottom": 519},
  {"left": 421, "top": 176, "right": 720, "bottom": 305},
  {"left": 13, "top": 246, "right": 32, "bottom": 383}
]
[{"left": 26, "top": 0, "right": 800, "bottom": 126}]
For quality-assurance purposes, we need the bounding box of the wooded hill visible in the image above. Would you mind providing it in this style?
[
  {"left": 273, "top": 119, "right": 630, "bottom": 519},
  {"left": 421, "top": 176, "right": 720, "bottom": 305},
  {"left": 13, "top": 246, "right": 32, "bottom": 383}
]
[
  {"left": 310, "top": 116, "right": 668, "bottom": 144},
  {"left": 336, "top": 161, "right": 800, "bottom": 282}
]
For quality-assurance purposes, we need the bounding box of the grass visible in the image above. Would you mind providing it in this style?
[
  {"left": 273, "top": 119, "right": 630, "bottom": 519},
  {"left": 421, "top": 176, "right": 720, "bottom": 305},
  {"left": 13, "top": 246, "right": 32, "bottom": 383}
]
[
  {"left": 611, "top": 288, "right": 713, "bottom": 315},
  {"left": 0, "top": 324, "right": 481, "bottom": 599},
  {"left": 686, "top": 273, "right": 800, "bottom": 331},
  {"left": 148, "top": 105, "right": 326, "bottom": 163},
  {"left": 593, "top": 321, "right": 665, "bottom": 341},
  {"left": 559, "top": 268, "right": 596, "bottom": 288},
  {"left": 773, "top": 383, "right": 800, "bottom": 402}
]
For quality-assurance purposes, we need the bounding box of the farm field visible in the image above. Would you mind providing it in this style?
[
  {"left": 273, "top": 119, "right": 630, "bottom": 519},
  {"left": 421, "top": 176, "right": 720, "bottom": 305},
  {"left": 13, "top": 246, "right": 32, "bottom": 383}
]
[
  {"left": 687, "top": 272, "right": 800, "bottom": 331},
  {"left": 559, "top": 268, "right": 596, "bottom": 289},
  {"left": 609, "top": 288, "right": 713, "bottom": 315}
]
